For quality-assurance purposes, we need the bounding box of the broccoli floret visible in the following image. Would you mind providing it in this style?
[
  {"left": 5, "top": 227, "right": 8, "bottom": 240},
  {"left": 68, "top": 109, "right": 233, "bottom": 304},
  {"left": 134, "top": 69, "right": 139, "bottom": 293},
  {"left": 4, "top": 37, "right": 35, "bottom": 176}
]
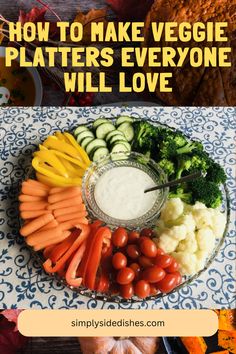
[
  {"left": 159, "top": 139, "right": 178, "bottom": 159},
  {"left": 132, "top": 121, "right": 158, "bottom": 154},
  {"left": 176, "top": 140, "right": 203, "bottom": 155},
  {"left": 175, "top": 155, "right": 192, "bottom": 179},
  {"left": 206, "top": 161, "right": 227, "bottom": 185},
  {"left": 168, "top": 187, "right": 192, "bottom": 204},
  {"left": 189, "top": 177, "right": 222, "bottom": 208},
  {"left": 158, "top": 158, "right": 175, "bottom": 176}
]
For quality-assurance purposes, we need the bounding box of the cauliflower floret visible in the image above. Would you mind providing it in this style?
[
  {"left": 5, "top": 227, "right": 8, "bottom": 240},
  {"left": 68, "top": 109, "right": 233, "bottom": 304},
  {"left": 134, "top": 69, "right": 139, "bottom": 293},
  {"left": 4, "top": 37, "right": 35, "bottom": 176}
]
[
  {"left": 177, "top": 231, "right": 198, "bottom": 253},
  {"left": 160, "top": 198, "right": 184, "bottom": 222},
  {"left": 192, "top": 202, "right": 207, "bottom": 210},
  {"left": 157, "top": 225, "right": 187, "bottom": 253},
  {"left": 156, "top": 235, "right": 179, "bottom": 253},
  {"left": 192, "top": 208, "right": 213, "bottom": 229},
  {"left": 196, "top": 227, "right": 215, "bottom": 253},
  {"left": 210, "top": 209, "right": 226, "bottom": 239},
  {"left": 178, "top": 213, "right": 196, "bottom": 233},
  {"left": 171, "top": 252, "right": 198, "bottom": 275}
]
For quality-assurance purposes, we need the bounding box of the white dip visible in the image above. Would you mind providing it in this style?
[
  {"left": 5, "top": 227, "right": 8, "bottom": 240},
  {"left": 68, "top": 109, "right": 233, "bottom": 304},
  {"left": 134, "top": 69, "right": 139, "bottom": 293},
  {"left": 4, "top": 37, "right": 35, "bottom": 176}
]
[{"left": 94, "top": 166, "right": 159, "bottom": 220}]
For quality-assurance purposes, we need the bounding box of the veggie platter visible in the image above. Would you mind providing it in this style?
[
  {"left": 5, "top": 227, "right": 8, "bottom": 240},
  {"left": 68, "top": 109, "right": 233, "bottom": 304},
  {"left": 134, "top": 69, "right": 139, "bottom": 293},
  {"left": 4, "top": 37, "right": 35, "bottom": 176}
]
[{"left": 18, "top": 116, "right": 230, "bottom": 302}]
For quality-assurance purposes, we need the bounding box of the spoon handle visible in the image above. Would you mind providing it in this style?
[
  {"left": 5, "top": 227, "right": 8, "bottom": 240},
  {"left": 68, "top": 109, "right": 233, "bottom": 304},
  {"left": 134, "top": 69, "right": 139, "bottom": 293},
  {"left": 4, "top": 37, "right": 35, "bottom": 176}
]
[{"left": 144, "top": 171, "right": 202, "bottom": 193}]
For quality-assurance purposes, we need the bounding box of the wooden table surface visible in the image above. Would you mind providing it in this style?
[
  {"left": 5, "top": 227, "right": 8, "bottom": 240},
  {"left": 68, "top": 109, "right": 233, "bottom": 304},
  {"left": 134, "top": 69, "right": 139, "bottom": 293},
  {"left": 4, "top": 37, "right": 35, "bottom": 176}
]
[{"left": 0, "top": 0, "right": 158, "bottom": 106}]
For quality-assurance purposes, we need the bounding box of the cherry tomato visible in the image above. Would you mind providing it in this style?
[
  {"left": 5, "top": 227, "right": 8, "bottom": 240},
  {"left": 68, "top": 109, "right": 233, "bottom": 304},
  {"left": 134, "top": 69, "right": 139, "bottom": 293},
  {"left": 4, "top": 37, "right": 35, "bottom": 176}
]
[
  {"left": 138, "top": 256, "right": 154, "bottom": 269},
  {"left": 129, "top": 263, "right": 141, "bottom": 279},
  {"left": 112, "top": 228, "right": 128, "bottom": 248},
  {"left": 165, "top": 258, "right": 179, "bottom": 273},
  {"left": 139, "top": 237, "right": 158, "bottom": 258},
  {"left": 156, "top": 247, "right": 165, "bottom": 256},
  {"left": 134, "top": 280, "right": 150, "bottom": 298},
  {"left": 120, "top": 283, "right": 134, "bottom": 299},
  {"left": 154, "top": 254, "right": 172, "bottom": 268},
  {"left": 116, "top": 267, "right": 135, "bottom": 285},
  {"left": 126, "top": 244, "right": 141, "bottom": 259},
  {"left": 142, "top": 266, "right": 166, "bottom": 283},
  {"left": 172, "top": 271, "right": 182, "bottom": 286},
  {"left": 156, "top": 273, "right": 178, "bottom": 293},
  {"left": 112, "top": 252, "right": 127, "bottom": 270},
  {"left": 140, "top": 228, "right": 153, "bottom": 237},
  {"left": 128, "top": 231, "right": 140, "bottom": 244},
  {"left": 149, "top": 284, "right": 158, "bottom": 296}
]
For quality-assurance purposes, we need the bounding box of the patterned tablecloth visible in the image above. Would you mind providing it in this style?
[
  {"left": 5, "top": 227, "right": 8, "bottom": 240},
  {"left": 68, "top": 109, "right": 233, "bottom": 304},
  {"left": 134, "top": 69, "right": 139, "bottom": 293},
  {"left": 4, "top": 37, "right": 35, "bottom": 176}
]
[{"left": 0, "top": 106, "right": 235, "bottom": 309}]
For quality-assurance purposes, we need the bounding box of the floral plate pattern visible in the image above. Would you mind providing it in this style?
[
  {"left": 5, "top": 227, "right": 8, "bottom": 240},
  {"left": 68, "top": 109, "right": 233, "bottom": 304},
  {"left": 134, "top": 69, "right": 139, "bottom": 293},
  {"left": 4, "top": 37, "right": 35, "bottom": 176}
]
[{"left": 0, "top": 106, "right": 235, "bottom": 309}]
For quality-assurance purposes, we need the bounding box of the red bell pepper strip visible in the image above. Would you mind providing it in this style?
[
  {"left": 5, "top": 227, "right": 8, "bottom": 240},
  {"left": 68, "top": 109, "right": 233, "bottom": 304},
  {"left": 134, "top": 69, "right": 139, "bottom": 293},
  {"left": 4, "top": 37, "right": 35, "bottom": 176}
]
[
  {"left": 84, "top": 226, "right": 112, "bottom": 290},
  {"left": 77, "top": 220, "right": 103, "bottom": 278},
  {"left": 43, "top": 244, "right": 55, "bottom": 259},
  {"left": 43, "top": 224, "right": 90, "bottom": 273},
  {"left": 96, "top": 244, "right": 113, "bottom": 293},
  {"left": 49, "top": 231, "right": 79, "bottom": 264},
  {"left": 65, "top": 241, "right": 86, "bottom": 287}
]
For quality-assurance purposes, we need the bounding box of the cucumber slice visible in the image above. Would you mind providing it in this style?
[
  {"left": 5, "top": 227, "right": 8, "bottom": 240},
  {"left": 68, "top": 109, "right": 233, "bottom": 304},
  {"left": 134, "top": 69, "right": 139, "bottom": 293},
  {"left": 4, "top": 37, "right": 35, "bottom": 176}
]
[
  {"left": 96, "top": 123, "right": 115, "bottom": 139},
  {"left": 111, "top": 144, "right": 129, "bottom": 161},
  {"left": 116, "top": 116, "right": 134, "bottom": 126},
  {"left": 74, "top": 125, "right": 88, "bottom": 136},
  {"left": 86, "top": 139, "right": 107, "bottom": 156},
  {"left": 81, "top": 136, "right": 94, "bottom": 150},
  {"left": 109, "top": 134, "right": 127, "bottom": 146},
  {"left": 93, "top": 118, "right": 109, "bottom": 129},
  {"left": 105, "top": 130, "right": 125, "bottom": 142},
  {"left": 93, "top": 147, "right": 109, "bottom": 162},
  {"left": 76, "top": 130, "right": 94, "bottom": 144},
  {"left": 117, "top": 122, "right": 134, "bottom": 142},
  {"left": 113, "top": 140, "right": 131, "bottom": 151}
]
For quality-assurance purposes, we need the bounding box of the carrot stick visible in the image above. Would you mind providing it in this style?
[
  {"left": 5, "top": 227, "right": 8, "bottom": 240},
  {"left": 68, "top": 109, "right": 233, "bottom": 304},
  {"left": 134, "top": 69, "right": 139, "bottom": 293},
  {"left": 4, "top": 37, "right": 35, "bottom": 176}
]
[
  {"left": 26, "top": 226, "right": 63, "bottom": 246},
  {"left": 20, "top": 210, "right": 51, "bottom": 220},
  {"left": 33, "top": 231, "right": 70, "bottom": 251},
  {"left": 26, "top": 179, "right": 50, "bottom": 190},
  {"left": 21, "top": 185, "right": 48, "bottom": 197},
  {"left": 19, "top": 195, "right": 45, "bottom": 202},
  {"left": 48, "top": 187, "right": 81, "bottom": 204},
  {"left": 59, "top": 217, "right": 88, "bottom": 231},
  {"left": 53, "top": 205, "right": 85, "bottom": 218},
  {"left": 20, "top": 214, "right": 54, "bottom": 237},
  {"left": 49, "top": 187, "right": 68, "bottom": 194},
  {"left": 55, "top": 211, "right": 87, "bottom": 223},
  {"left": 19, "top": 201, "right": 48, "bottom": 212},
  {"left": 39, "top": 219, "right": 58, "bottom": 231},
  {"left": 47, "top": 196, "right": 82, "bottom": 211}
]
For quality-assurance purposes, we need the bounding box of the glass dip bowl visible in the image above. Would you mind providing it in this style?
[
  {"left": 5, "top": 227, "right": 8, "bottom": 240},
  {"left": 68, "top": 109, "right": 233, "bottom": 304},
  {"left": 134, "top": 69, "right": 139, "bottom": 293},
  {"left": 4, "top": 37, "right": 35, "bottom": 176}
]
[{"left": 82, "top": 151, "right": 168, "bottom": 229}]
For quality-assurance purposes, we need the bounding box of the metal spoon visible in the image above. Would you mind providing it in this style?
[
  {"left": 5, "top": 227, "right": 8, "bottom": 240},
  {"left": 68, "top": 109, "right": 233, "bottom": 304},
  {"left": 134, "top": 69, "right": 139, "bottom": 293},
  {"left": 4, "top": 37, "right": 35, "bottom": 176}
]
[{"left": 144, "top": 171, "right": 202, "bottom": 193}]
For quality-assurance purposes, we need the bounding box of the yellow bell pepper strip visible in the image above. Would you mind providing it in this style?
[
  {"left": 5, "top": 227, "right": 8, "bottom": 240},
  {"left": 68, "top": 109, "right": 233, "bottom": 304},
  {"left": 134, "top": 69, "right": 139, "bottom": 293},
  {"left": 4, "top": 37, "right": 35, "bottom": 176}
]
[
  {"left": 57, "top": 156, "right": 83, "bottom": 178},
  {"left": 84, "top": 226, "right": 112, "bottom": 290},
  {"left": 65, "top": 241, "right": 87, "bottom": 287},
  {"left": 55, "top": 131, "right": 67, "bottom": 141},
  {"left": 96, "top": 244, "right": 113, "bottom": 293},
  {"left": 36, "top": 172, "right": 71, "bottom": 187},
  {"left": 39, "top": 144, "right": 48, "bottom": 151},
  {"left": 43, "top": 224, "right": 90, "bottom": 273},
  {"left": 33, "top": 157, "right": 82, "bottom": 186},
  {"left": 43, "top": 136, "right": 82, "bottom": 159},
  {"left": 63, "top": 132, "right": 91, "bottom": 166},
  {"left": 34, "top": 150, "right": 68, "bottom": 177},
  {"left": 50, "top": 150, "right": 88, "bottom": 170}
]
